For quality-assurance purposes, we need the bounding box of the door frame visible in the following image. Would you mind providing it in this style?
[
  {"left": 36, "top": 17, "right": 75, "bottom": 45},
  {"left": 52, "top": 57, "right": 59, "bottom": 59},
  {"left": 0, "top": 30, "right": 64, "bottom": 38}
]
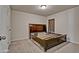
[{"left": 48, "top": 18, "right": 55, "bottom": 33}]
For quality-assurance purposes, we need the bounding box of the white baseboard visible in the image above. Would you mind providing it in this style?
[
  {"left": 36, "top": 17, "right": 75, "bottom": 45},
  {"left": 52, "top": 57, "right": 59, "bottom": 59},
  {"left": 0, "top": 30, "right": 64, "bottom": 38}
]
[
  {"left": 0, "top": 49, "right": 8, "bottom": 53},
  {"left": 70, "top": 40, "right": 79, "bottom": 44},
  {"left": 5, "top": 49, "right": 8, "bottom": 53},
  {"left": 11, "top": 37, "right": 29, "bottom": 42}
]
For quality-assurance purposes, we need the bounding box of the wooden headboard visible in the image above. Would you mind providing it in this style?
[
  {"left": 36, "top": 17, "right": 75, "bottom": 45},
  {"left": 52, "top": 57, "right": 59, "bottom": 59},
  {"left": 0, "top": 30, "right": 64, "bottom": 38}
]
[{"left": 29, "top": 24, "right": 46, "bottom": 33}]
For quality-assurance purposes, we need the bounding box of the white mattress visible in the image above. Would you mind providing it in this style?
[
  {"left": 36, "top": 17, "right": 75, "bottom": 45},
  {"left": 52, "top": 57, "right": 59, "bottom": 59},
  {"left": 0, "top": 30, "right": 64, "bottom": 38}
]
[{"left": 37, "top": 33, "right": 60, "bottom": 40}]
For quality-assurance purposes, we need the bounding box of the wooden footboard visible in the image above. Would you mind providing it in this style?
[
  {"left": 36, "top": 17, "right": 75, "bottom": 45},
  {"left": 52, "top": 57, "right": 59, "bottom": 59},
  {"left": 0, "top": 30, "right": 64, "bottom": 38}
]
[{"left": 32, "top": 34, "right": 66, "bottom": 52}]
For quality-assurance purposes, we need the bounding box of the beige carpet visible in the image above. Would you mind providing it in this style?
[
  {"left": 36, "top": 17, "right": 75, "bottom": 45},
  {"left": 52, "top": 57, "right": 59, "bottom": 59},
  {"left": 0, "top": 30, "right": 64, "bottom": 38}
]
[
  {"left": 8, "top": 39, "right": 43, "bottom": 53},
  {"left": 55, "top": 43, "right": 79, "bottom": 53},
  {"left": 8, "top": 39, "right": 78, "bottom": 53}
]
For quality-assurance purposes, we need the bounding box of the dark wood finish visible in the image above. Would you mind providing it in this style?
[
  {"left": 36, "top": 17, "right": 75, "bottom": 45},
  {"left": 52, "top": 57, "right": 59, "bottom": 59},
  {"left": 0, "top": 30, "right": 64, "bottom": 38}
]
[
  {"left": 29, "top": 24, "right": 46, "bottom": 33},
  {"left": 32, "top": 34, "right": 66, "bottom": 52},
  {"left": 29, "top": 24, "right": 46, "bottom": 39}
]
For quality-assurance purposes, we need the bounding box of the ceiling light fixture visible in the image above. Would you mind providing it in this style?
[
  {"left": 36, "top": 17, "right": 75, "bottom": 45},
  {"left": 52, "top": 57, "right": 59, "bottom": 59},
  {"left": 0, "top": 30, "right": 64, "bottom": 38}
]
[{"left": 40, "top": 5, "right": 47, "bottom": 9}]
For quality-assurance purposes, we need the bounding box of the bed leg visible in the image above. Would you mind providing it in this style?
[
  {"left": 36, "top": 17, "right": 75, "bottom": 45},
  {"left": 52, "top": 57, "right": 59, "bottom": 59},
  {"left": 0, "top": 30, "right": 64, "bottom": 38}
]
[
  {"left": 44, "top": 48, "right": 47, "bottom": 52},
  {"left": 64, "top": 35, "right": 67, "bottom": 42},
  {"left": 44, "top": 50, "right": 46, "bottom": 52}
]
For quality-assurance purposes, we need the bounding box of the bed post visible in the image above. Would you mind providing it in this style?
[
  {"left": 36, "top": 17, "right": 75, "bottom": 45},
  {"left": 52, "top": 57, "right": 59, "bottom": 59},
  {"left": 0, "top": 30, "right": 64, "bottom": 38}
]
[
  {"left": 65, "top": 35, "right": 67, "bottom": 42},
  {"left": 44, "top": 49, "right": 47, "bottom": 52}
]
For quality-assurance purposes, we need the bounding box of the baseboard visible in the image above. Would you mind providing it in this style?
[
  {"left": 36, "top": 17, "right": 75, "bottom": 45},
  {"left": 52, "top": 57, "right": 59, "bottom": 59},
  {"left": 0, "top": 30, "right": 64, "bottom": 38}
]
[
  {"left": 11, "top": 37, "right": 29, "bottom": 42},
  {"left": 0, "top": 49, "right": 8, "bottom": 53},
  {"left": 4, "top": 49, "right": 8, "bottom": 53},
  {"left": 70, "top": 40, "right": 79, "bottom": 44}
]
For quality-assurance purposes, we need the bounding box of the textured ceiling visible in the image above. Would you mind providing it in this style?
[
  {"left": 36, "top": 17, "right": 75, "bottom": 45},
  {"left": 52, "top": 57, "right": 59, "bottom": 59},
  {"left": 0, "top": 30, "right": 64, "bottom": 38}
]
[{"left": 11, "top": 5, "right": 78, "bottom": 16}]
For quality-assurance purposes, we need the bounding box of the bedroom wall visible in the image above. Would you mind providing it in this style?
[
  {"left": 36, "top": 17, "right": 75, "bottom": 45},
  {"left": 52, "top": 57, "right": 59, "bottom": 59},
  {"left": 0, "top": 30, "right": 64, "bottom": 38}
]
[
  {"left": 47, "top": 10, "right": 69, "bottom": 35},
  {"left": 11, "top": 10, "right": 47, "bottom": 41},
  {"left": 68, "top": 6, "right": 79, "bottom": 44},
  {"left": 47, "top": 6, "right": 79, "bottom": 44}
]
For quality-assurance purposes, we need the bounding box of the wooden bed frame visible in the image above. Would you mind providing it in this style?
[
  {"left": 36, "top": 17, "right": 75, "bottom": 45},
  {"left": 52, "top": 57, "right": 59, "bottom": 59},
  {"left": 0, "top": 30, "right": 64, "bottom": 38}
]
[
  {"left": 29, "top": 24, "right": 67, "bottom": 52},
  {"left": 32, "top": 33, "right": 66, "bottom": 52}
]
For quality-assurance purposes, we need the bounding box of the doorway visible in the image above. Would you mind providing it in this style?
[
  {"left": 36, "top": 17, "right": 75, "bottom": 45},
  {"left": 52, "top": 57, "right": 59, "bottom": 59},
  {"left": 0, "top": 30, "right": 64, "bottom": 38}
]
[{"left": 48, "top": 19, "right": 55, "bottom": 33}]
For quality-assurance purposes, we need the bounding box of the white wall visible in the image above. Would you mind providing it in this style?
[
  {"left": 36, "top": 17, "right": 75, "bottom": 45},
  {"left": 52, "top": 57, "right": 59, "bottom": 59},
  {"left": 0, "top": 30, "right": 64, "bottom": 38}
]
[
  {"left": 47, "top": 10, "right": 69, "bottom": 35},
  {"left": 47, "top": 6, "right": 79, "bottom": 44},
  {"left": 12, "top": 10, "right": 47, "bottom": 41},
  {"left": 68, "top": 7, "right": 79, "bottom": 44}
]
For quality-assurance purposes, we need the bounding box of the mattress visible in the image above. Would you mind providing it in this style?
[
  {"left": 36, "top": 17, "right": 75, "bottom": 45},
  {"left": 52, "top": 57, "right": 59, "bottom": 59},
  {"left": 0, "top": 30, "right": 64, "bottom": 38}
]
[{"left": 37, "top": 33, "right": 62, "bottom": 40}]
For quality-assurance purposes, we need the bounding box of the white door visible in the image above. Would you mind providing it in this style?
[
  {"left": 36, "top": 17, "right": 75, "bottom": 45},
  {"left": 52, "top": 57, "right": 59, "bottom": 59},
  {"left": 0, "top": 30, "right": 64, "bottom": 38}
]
[{"left": 0, "top": 5, "right": 11, "bottom": 53}]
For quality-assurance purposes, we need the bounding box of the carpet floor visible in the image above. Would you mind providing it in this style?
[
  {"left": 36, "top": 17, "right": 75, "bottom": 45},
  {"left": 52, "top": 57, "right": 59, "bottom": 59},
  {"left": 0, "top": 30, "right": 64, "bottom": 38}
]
[{"left": 8, "top": 39, "right": 78, "bottom": 53}]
